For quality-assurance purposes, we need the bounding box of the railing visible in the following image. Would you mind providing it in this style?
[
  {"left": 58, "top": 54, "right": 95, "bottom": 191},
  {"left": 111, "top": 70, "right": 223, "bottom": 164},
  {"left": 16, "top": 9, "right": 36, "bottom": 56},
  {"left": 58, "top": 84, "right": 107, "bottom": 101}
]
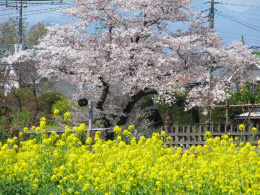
[
  {"left": 8, "top": 128, "right": 113, "bottom": 141},
  {"left": 161, "top": 124, "right": 260, "bottom": 150}
]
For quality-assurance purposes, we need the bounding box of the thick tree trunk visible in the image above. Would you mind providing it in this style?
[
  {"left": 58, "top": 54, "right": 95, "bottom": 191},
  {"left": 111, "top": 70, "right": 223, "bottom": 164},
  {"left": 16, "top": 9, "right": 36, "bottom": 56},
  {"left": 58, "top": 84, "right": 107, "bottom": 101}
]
[
  {"left": 96, "top": 76, "right": 109, "bottom": 111},
  {"left": 117, "top": 88, "right": 157, "bottom": 126},
  {"left": 96, "top": 76, "right": 111, "bottom": 128}
]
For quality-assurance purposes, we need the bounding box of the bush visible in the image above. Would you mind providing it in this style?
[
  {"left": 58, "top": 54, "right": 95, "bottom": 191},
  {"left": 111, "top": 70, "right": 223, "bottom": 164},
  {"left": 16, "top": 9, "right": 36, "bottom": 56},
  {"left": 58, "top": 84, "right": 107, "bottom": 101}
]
[
  {"left": 0, "top": 110, "right": 9, "bottom": 142},
  {"left": 52, "top": 99, "right": 73, "bottom": 116},
  {"left": 38, "top": 91, "right": 65, "bottom": 114},
  {"left": 6, "top": 88, "right": 35, "bottom": 111}
]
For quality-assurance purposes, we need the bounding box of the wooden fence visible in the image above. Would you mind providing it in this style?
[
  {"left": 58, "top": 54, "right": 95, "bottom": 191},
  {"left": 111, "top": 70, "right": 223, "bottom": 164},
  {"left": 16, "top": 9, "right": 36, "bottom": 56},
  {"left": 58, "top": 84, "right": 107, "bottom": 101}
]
[{"left": 161, "top": 124, "right": 260, "bottom": 150}]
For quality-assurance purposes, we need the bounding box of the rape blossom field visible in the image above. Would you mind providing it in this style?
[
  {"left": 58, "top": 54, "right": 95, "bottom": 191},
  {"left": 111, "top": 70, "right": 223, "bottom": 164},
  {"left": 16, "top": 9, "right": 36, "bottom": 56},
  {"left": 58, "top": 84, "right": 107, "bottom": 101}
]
[{"left": 0, "top": 117, "right": 260, "bottom": 194}]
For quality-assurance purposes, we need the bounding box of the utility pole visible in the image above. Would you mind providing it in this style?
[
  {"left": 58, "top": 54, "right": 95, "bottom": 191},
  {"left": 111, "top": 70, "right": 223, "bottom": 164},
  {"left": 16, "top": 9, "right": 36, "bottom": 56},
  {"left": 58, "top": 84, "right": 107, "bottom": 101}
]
[
  {"left": 240, "top": 35, "right": 244, "bottom": 45},
  {"left": 208, "top": 0, "right": 214, "bottom": 127},
  {"left": 88, "top": 100, "right": 93, "bottom": 138},
  {"left": 5, "top": 0, "right": 26, "bottom": 44},
  {"left": 19, "top": 0, "right": 23, "bottom": 44},
  {"left": 209, "top": 0, "right": 215, "bottom": 29}
]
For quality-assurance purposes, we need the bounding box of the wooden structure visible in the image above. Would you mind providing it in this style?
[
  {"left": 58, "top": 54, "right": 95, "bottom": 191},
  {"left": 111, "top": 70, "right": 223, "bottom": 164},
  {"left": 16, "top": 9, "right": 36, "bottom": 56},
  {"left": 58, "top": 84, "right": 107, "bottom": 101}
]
[
  {"left": 212, "top": 103, "right": 260, "bottom": 125},
  {"left": 161, "top": 124, "right": 260, "bottom": 151},
  {"left": 23, "top": 127, "right": 113, "bottom": 140}
]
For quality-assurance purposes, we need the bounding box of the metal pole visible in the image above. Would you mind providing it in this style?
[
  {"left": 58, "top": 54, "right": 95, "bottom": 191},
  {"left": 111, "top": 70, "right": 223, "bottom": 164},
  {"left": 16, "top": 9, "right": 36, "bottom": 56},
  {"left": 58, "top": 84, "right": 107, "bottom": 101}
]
[
  {"left": 226, "top": 101, "right": 228, "bottom": 125},
  {"left": 208, "top": 0, "right": 214, "bottom": 127},
  {"left": 87, "top": 100, "right": 93, "bottom": 138},
  {"left": 19, "top": 0, "right": 23, "bottom": 44},
  {"left": 240, "top": 35, "right": 244, "bottom": 45},
  {"left": 209, "top": 0, "right": 214, "bottom": 29},
  {"left": 208, "top": 64, "right": 212, "bottom": 125}
]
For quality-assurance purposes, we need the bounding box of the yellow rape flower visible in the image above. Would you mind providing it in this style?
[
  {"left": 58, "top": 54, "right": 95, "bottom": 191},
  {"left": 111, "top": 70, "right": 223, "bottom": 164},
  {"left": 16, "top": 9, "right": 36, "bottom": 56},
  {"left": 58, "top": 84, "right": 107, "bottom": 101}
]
[
  {"left": 161, "top": 131, "right": 166, "bottom": 137},
  {"left": 128, "top": 125, "right": 134, "bottom": 131},
  {"left": 167, "top": 136, "right": 172, "bottom": 143},
  {"left": 252, "top": 127, "right": 257, "bottom": 133},
  {"left": 79, "top": 123, "right": 86, "bottom": 131},
  {"left": 2, "top": 123, "right": 260, "bottom": 194},
  {"left": 64, "top": 112, "right": 71, "bottom": 122},
  {"left": 23, "top": 127, "right": 29, "bottom": 133},
  {"left": 123, "top": 130, "right": 131, "bottom": 137},
  {"left": 19, "top": 132, "right": 23, "bottom": 139},
  {"left": 239, "top": 124, "right": 245, "bottom": 131},
  {"left": 95, "top": 131, "right": 102, "bottom": 141},
  {"left": 54, "top": 109, "right": 60, "bottom": 117},
  {"left": 123, "top": 129, "right": 129, "bottom": 136},
  {"left": 35, "top": 127, "right": 40, "bottom": 134},
  {"left": 204, "top": 131, "right": 212, "bottom": 139},
  {"left": 117, "top": 136, "right": 122, "bottom": 142},
  {"left": 40, "top": 117, "right": 46, "bottom": 122},
  {"left": 113, "top": 126, "right": 121, "bottom": 135}
]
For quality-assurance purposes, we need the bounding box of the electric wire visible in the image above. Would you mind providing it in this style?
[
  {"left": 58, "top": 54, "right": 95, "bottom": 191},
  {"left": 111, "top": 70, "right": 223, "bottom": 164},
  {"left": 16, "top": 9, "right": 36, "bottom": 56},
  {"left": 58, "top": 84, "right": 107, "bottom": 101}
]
[
  {"left": 215, "top": 9, "right": 260, "bottom": 29},
  {"left": 217, "top": 2, "right": 260, "bottom": 8},
  {"left": 215, "top": 9, "right": 260, "bottom": 33},
  {"left": 0, "top": 5, "right": 73, "bottom": 22},
  {"left": 218, "top": 31, "right": 260, "bottom": 38}
]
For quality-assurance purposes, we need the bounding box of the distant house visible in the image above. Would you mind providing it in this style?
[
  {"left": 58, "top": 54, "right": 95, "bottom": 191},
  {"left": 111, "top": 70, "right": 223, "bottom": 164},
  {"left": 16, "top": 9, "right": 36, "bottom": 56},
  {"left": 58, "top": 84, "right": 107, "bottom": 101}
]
[
  {"left": 36, "top": 77, "right": 80, "bottom": 96},
  {"left": 177, "top": 74, "right": 196, "bottom": 86},
  {"left": 0, "top": 63, "right": 20, "bottom": 95},
  {"left": 0, "top": 44, "right": 31, "bottom": 95},
  {"left": 183, "top": 66, "right": 260, "bottom": 90},
  {"left": 0, "top": 44, "right": 80, "bottom": 97},
  {"left": 235, "top": 108, "right": 260, "bottom": 127},
  {"left": 166, "top": 74, "right": 196, "bottom": 88},
  {"left": 250, "top": 64, "right": 260, "bottom": 82}
]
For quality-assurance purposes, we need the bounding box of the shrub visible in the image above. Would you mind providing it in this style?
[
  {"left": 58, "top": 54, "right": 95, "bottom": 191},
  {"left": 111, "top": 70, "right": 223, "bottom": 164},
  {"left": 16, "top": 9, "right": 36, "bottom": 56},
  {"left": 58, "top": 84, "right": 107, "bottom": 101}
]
[
  {"left": 38, "top": 91, "right": 65, "bottom": 114},
  {"left": 6, "top": 88, "right": 35, "bottom": 111},
  {"left": 52, "top": 99, "right": 73, "bottom": 116}
]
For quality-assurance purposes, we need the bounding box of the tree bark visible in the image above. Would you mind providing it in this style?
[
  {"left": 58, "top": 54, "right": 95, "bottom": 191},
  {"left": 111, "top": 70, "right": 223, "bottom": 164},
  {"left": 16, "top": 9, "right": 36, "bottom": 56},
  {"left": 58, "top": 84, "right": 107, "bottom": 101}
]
[
  {"left": 96, "top": 76, "right": 109, "bottom": 111},
  {"left": 117, "top": 88, "right": 157, "bottom": 126},
  {"left": 96, "top": 76, "right": 111, "bottom": 128}
]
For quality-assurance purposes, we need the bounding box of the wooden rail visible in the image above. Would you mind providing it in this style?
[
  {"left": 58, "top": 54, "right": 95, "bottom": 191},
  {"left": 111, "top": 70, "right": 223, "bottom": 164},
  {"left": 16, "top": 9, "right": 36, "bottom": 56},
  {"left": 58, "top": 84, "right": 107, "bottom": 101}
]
[{"left": 21, "top": 128, "right": 113, "bottom": 141}]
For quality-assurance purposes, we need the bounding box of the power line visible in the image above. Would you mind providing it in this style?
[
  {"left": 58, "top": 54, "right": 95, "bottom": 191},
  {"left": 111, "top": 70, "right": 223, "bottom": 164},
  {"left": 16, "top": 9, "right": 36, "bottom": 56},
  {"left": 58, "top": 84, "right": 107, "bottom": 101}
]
[
  {"left": 217, "top": 2, "right": 260, "bottom": 8},
  {"left": 23, "top": 7, "right": 74, "bottom": 18},
  {"left": 216, "top": 9, "right": 260, "bottom": 29},
  {"left": 0, "top": 5, "right": 73, "bottom": 22},
  {"left": 0, "top": 4, "right": 72, "bottom": 17},
  {"left": 215, "top": 9, "right": 260, "bottom": 33},
  {"left": 223, "top": 10, "right": 260, "bottom": 18},
  {"left": 218, "top": 31, "right": 260, "bottom": 38},
  {"left": 191, "top": 3, "right": 209, "bottom": 10}
]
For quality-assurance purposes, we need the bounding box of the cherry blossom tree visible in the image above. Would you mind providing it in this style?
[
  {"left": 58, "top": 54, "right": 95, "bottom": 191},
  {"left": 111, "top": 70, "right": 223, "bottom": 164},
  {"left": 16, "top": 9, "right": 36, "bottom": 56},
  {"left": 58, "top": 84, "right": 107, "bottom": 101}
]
[{"left": 5, "top": 0, "right": 258, "bottom": 127}]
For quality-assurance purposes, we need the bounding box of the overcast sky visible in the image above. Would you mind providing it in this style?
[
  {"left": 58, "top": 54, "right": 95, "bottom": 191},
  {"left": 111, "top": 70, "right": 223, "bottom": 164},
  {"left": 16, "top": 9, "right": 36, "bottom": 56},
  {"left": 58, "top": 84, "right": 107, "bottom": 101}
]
[{"left": 0, "top": 0, "right": 260, "bottom": 48}]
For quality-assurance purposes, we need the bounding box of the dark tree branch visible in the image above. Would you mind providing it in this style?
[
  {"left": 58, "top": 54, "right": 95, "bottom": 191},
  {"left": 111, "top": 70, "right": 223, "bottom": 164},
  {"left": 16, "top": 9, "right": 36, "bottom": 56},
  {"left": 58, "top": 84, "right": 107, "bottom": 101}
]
[
  {"left": 176, "top": 45, "right": 188, "bottom": 70},
  {"left": 96, "top": 76, "right": 109, "bottom": 111},
  {"left": 117, "top": 88, "right": 158, "bottom": 126},
  {"left": 56, "top": 67, "right": 75, "bottom": 75},
  {"left": 96, "top": 76, "right": 111, "bottom": 128}
]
